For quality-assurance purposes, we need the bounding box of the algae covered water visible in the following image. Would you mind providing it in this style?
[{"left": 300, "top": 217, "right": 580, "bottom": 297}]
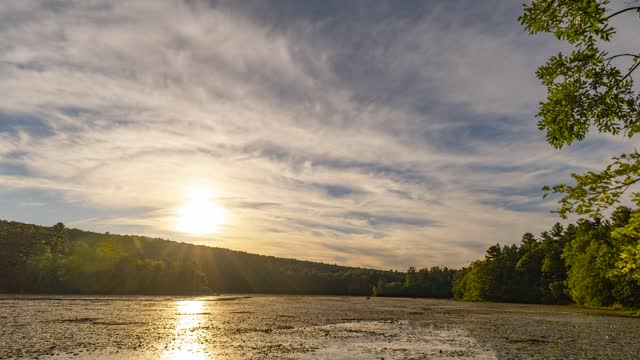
[{"left": 1, "top": 295, "right": 638, "bottom": 359}]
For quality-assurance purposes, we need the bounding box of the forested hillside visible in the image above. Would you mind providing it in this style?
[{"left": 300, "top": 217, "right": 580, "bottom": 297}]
[
  {"left": 3, "top": 208, "right": 640, "bottom": 309},
  {"left": 0, "top": 220, "right": 410, "bottom": 295}
]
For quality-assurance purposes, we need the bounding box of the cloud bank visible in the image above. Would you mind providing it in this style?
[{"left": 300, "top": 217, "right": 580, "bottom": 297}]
[{"left": 1, "top": 0, "right": 638, "bottom": 269}]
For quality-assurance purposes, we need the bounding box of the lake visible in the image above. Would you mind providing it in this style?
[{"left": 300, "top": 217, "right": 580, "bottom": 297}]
[{"left": 1, "top": 295, "right": 638, "bottom": 359}]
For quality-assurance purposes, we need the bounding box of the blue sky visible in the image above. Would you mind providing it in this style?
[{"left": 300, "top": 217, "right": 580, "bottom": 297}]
[{"left": 1, "top": 0, "right": 639, "bottom": 269}]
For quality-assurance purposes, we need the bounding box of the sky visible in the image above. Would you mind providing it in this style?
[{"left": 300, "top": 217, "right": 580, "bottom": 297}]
[{"left": 1, "top": 0, "right": 639, "bottom": 270}]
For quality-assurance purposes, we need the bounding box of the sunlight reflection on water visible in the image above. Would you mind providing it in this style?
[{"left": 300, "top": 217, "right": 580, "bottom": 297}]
[{"left": 163, "top": 300, "right": 210, "bottom": 360}]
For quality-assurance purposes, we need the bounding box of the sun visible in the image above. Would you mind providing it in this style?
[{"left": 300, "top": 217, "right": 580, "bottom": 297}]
[{"left": 175, "top": 183, "right": 227, "bottom": 235}]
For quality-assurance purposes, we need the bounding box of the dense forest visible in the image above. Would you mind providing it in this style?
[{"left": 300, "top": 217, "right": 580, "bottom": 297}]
[
  {"left": 0, "top": 220, "right": 407, "bottom": 295},
  {"left": 372, "top": 266, "right": 456, "bottom": 298},
  {"left": 3, "top": 208, "right": 640, "bottom": 309},
  {"left": 453, "top": 207, "right": 640, "bottom": 308},
  {"left": 372, "top": 207, "right": 640, "bottom": 308}
]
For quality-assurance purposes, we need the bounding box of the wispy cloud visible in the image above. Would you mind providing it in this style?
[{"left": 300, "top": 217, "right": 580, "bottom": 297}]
[{"left": 1, "top": 0, "right": 638, "bottom": 269}]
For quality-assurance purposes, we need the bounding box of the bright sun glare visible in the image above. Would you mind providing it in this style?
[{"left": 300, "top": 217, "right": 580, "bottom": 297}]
[{"left": 176, "top": 183, "right": 227, "bottom": 235}]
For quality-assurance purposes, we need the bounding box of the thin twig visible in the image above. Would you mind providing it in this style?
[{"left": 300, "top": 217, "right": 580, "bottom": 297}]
[
  {"left": 607, "top": 6, "right": 640, "bottom": 19},
  {"left": 583, "top": 178, "right": 640, "bottom": 203},
  {"left": 620, "top": 60, "right": 640, "bottom": 84},
  {"left": 605, "top": 53, "right": 639, "bottom": 64}
]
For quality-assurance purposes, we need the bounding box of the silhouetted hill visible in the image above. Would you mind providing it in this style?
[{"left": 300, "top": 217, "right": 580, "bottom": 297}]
[{"left": 0, "top": 220, "right": 404, "bottom": 295}]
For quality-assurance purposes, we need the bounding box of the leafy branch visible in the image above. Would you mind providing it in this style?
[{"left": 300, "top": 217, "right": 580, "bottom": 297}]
[{"left": 543, "top": 152, "right": 640, "bottom": 218}]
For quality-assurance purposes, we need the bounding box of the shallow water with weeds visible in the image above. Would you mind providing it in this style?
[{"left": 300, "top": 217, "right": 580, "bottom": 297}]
[{"left": 1, "top": 295, "right": 638, "bottom": 359}]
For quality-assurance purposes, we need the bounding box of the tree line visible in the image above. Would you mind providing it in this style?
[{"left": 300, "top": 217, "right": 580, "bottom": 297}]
[
  {"left": 372, "top": 207, "right": 640, "bottom": 308},
  {"left": 3, "top": 207, "right": 639, "bottom": 308},
  {"left": 0, "top": 220, "right": 404, "bottom": 295},
  {"left": 453, "top": 207, "right": 640, "bottom": 307}
]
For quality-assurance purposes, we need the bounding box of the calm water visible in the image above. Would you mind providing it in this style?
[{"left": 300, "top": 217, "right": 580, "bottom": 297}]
[{"left": 1, "top": 295, "right": 639, "bottom": 359}]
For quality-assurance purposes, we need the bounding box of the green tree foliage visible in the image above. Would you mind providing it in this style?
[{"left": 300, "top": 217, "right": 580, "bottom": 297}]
[
  {"left": 6, "top": 216, "right": 640, "bottom": 307},
  {"left": 373, "top": 266, "right": 456, "bottom": 298},
  {"left": 539, "top": 223, "right": 571, "bottom": 302},
  {"left": 49, "top": 222, "right": 69, "bottom": 255},
  {"left": 0, "top": 220, "right": 406, "bottom": 296},
  {"left": 452, "top": 209, "right": 640, "bottom": 307},
  {"left": 452, "top": 262, "right": 488, "bottom": 302},
  {"left": 562, "top": 218, "right": 614, "bottom": 306},
  {"left": 520, "top": 0, "right": 640, "bottom": 283},
  {"left": 612, "top": 211, "right": 640, "bottom": 282},
  {"left": 520, "top": 0, "right": 640, "bottom": 156}
]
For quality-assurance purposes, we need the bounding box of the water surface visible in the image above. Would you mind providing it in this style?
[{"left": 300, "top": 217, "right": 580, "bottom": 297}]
[{"left": 1, "top": 295, "right": 638, "bottom": 359}]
